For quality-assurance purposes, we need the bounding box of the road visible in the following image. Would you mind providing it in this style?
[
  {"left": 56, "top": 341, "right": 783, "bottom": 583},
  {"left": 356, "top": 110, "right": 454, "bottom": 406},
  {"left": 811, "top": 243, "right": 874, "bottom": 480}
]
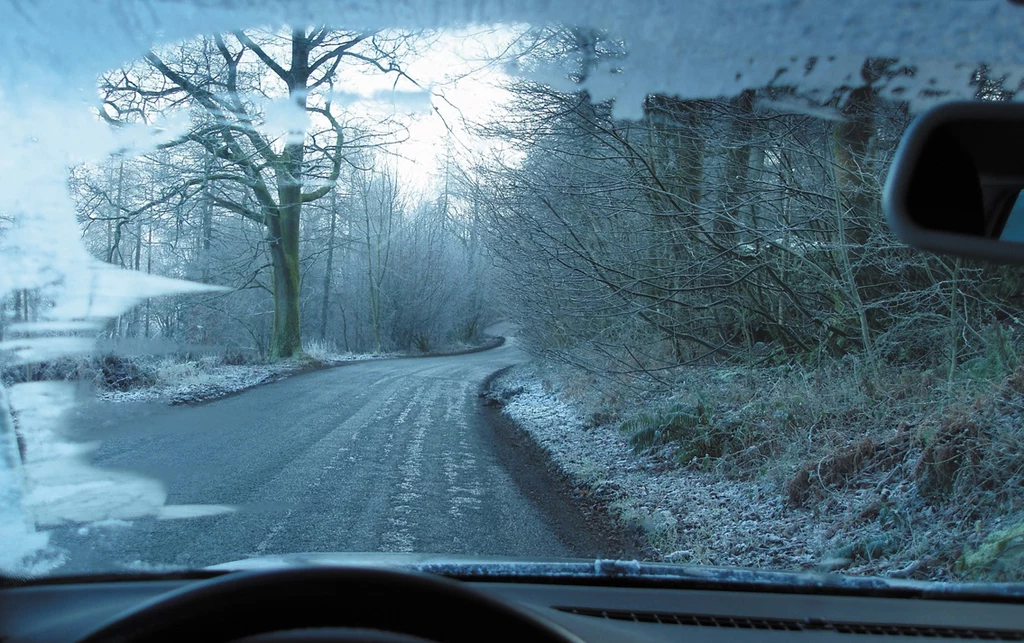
[{"left": 43, "top": 340, "right": 626, "bottom": 574}]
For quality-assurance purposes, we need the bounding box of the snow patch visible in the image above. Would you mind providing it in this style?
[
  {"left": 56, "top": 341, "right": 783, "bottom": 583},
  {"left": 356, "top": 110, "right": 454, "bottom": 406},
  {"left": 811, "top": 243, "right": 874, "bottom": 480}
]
[{"left": 594, "top": 559, "right": 641, "bottom": 576}]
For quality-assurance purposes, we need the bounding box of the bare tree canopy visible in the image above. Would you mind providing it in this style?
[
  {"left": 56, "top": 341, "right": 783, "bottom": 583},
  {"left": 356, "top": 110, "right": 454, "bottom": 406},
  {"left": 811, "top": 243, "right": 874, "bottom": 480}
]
[{"left": 99, "top": 28, "right": 422, "bottom": 358}]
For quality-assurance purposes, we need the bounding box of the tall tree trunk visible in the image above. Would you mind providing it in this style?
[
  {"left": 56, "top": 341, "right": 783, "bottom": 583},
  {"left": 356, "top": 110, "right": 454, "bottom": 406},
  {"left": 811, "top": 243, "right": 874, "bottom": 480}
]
[
  {"left": 268, "top": 209, "right": 302, "bottom": 359},
  {"left": 718, "top": 90, "right": 755, "bottom": 344},
  {"left": 367, "top": 228, "right": 382, "bottom": 353},
  {"left": 642, "top": 95, "right": 706, "bottom": 362},
  {"left": 340, "top": 301, "right": 350, "bottom": 352},
  {"left": 832, "top": 59, "right": 885, "bottom": 357},
  {"left": 128, "top": 219, "right": 142, "bottom": 336},
  {"left": 145, "top": 222, "right": 153, "bottom": 339},
  {"left": 200, "top": 157, "right": 214, "bottom": 284},
  {"left": 833, "top": 84, "right": 876, "bottom": 249},
  {"left": 268, "top": 30, "right": 312, "bottom": 360},
  {"left": 320, "top": 192, "right": 337, "bottom": 342},
  {"left": 107, "top": 157, "right": 126, "bottom": 266},
  {"left": 720, "top": 90, "right": 754, "bottom": 238}
]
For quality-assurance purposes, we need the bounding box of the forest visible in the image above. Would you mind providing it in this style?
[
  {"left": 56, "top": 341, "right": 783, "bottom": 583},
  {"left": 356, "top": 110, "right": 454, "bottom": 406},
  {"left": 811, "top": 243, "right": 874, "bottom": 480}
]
[{"left": 2, "top": 27, "right": 1016, "bottom": 374}]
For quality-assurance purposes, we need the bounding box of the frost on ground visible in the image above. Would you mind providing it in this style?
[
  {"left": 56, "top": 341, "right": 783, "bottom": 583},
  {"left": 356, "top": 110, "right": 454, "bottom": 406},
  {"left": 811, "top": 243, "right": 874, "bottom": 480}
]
[
  {"left": 490, "top": 362, "right": 1024, "bottom": 582},
  {"left": 95, "top": 351, "right": 393, "bottom": 406},
  {"left": 89, "top": 337, "right": 500, "bottom": 406},
  {"left": 488, "top": 364, "right": 827, "bottom": 572}
]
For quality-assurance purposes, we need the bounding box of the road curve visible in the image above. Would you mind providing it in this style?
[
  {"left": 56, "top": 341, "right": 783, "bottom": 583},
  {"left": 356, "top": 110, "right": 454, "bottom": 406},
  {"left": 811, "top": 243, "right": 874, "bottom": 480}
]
[{"left": 46, "top": 340, "right": 623, "bottom": 574}]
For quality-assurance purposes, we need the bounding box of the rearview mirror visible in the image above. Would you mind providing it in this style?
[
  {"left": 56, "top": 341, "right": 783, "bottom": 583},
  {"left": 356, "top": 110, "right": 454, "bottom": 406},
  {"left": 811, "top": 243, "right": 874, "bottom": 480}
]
[{"left": 884, "top": 101, "right": 1024, "bottom": 265}]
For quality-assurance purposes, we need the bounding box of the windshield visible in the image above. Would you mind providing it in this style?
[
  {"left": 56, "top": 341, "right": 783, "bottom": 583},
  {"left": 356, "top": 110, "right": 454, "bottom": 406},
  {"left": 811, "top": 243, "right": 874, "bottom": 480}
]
[{"left": 3, "top": 0, "right": 1024, "bottom": 585}]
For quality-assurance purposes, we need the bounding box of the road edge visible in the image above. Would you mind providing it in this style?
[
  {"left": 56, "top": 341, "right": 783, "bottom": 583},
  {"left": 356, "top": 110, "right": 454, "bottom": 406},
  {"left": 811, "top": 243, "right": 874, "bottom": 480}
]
[
  {"left": 478, "top": 366, "right": 645, "bottom": 560},
  {"left": 168, "top": 336, "right": 508, "bottom": 407}
]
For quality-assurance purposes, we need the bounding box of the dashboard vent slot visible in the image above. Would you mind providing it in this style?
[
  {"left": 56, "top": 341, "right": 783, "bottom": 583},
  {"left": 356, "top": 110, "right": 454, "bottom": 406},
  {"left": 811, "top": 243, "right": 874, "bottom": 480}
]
[{"left": 554, "top": 607, "right": 1024, "bottom": 640}]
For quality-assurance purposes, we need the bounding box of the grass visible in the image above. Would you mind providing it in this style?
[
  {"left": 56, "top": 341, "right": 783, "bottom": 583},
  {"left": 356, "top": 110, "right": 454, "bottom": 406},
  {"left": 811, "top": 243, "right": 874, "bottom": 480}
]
[
  {"left": 1, "top": 350, "right": 267, "bottom": 394},
  {"left": 540, "top": 341, "right": 1024, "bottom": 580},
  {"left": 301, "top": 338, "right": 339, "bottom": 361},
  {"left": 609, "top": 498, "right": 679, "bottom": 554}
]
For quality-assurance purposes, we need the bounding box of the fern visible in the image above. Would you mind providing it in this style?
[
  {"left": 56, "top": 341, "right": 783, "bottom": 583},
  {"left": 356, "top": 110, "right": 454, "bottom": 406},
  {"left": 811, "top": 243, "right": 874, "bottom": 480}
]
[{"left": 622, "top": 403, "right": 704, "bottom": 452}]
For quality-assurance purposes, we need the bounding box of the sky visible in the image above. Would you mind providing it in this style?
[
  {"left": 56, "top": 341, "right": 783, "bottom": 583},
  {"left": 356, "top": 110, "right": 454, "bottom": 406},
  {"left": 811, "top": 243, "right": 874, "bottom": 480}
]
[
  {"left": 317, "top": 26, "right": 523, "bottom": 196},
  {"left": 91, "top": 26, "right": 524, "bottom": 201}
]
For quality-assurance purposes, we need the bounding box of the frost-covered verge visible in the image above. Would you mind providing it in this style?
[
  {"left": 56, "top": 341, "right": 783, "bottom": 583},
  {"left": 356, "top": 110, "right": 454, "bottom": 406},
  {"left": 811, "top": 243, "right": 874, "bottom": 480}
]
[
  {"left": 488, "top": 363, "right": 1024, "bottom": 582},
  {"left": 95, "top": 352, "right": 387, "bottom": 405},
  {"left": 113, "top": 337, "right": 504, "bottom": 405},
  {"left": 29, "top": 336, "right": 505, "bottom": 406},
  {"left": 0, "top": 350, "right": 395, "bottom": 407},
  {"left": 487, "top": 364, "right": 827, "bottom": 570}
]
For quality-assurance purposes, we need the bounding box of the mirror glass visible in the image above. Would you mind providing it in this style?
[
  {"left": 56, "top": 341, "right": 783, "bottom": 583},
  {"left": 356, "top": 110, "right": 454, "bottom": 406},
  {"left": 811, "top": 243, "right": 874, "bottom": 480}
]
[
  {"left": 999, "top": 190, "right": 1024, "bottom": 243},
  {"left": 885, "top": 102, "right": 1024, "bottom": 265}
]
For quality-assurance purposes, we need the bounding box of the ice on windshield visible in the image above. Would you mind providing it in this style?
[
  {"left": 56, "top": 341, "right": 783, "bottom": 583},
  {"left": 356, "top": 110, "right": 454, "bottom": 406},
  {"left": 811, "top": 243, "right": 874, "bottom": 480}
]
[{"left": 3, "top": 0, "right": 1024, "bottom": 580}]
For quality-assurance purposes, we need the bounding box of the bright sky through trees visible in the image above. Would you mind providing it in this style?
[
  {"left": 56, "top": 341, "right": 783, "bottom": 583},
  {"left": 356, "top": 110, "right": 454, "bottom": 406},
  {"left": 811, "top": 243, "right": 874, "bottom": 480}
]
[{"left": 329, "top": 26, "right": 521, "bottom": 193}]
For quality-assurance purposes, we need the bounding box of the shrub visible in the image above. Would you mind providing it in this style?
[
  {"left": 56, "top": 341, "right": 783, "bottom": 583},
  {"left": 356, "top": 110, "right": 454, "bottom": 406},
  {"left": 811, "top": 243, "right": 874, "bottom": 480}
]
[
  {"left": 622, "top": 401, "right": 730, "bottom": 460},
  {"left": 1, "top": 357, "right": 91, "bottom": 385},
  {"left": 302, "top": 339, "right": 338, "bottom": 361},
  {"left": 153, "top": 359, "right": 204, "bottom": 386},
  {"left": 96, "top": 355, "right": 156, "bottom": 391},
  {"left": 221, "top": 351, "right": 253, "bottom": 366},
  {"left": 412, "top": 333, "right": 431, "bottom": 353}
]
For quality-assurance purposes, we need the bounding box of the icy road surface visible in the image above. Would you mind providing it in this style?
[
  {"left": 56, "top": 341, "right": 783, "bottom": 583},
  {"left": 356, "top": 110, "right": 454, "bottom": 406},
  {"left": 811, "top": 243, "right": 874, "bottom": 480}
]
[{"left": 46, "top": 340, "right": 625, "bottom": 573}]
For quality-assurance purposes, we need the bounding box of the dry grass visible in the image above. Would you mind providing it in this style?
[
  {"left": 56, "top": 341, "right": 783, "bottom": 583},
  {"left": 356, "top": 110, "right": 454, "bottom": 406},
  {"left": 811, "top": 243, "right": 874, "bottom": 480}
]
[
  {"left": 301, "top": 338, "right": 339, "bottom": 361},
  {"left": 540, "top": 352, "right": 1024, "bottom": 581}
]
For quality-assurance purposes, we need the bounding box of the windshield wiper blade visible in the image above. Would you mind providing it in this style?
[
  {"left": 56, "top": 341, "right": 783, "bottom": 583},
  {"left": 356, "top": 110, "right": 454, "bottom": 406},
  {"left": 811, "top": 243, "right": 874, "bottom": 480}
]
[
  {"left": 413, "top": 560, "right": 1024, "bottom": 603},
  {"left": 0, "top": 569, "right": 226, "bottom": 588},
  {"left": 19, "top": 555, "right": 1021, "bottom": 604},
  {"left": 209, "top": 553, "right": 1024, "bottom": 601}
]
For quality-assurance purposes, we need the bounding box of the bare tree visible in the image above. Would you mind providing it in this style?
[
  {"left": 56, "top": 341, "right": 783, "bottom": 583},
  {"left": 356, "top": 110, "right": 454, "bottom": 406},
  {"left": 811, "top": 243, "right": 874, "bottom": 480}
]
[
  {"left": 99, "top": 28, "right": 417, "bottom": 358},
  {"left": 474, "top": 27, "right": 1024, "bottom": 399}
]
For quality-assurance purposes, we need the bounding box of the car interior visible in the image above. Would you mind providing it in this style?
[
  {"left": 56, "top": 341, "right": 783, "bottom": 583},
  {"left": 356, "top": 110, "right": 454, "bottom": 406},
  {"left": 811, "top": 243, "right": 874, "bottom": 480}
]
[{"left": 6, "top": 561, "right": 1024, "bottom": 641}]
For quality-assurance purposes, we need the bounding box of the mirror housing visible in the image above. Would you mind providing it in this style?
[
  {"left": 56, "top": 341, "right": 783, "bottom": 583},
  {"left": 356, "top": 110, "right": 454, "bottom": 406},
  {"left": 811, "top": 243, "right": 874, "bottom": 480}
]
[{"left": 884, "top": 101, "right": 1024, "bottom": 265}]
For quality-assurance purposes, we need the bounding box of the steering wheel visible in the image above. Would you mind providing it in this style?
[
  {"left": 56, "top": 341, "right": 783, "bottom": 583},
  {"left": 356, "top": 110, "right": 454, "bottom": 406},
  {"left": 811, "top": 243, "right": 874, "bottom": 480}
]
[{"left": 78, "top": 567, "right": 582, "bottom": 643}]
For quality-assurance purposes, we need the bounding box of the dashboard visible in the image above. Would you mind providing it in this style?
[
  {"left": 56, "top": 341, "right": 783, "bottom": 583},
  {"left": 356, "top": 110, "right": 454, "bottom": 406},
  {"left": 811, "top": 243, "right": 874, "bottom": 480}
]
[{"left": 4, "top": 568, "right": 1024, "bottom": 642}]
